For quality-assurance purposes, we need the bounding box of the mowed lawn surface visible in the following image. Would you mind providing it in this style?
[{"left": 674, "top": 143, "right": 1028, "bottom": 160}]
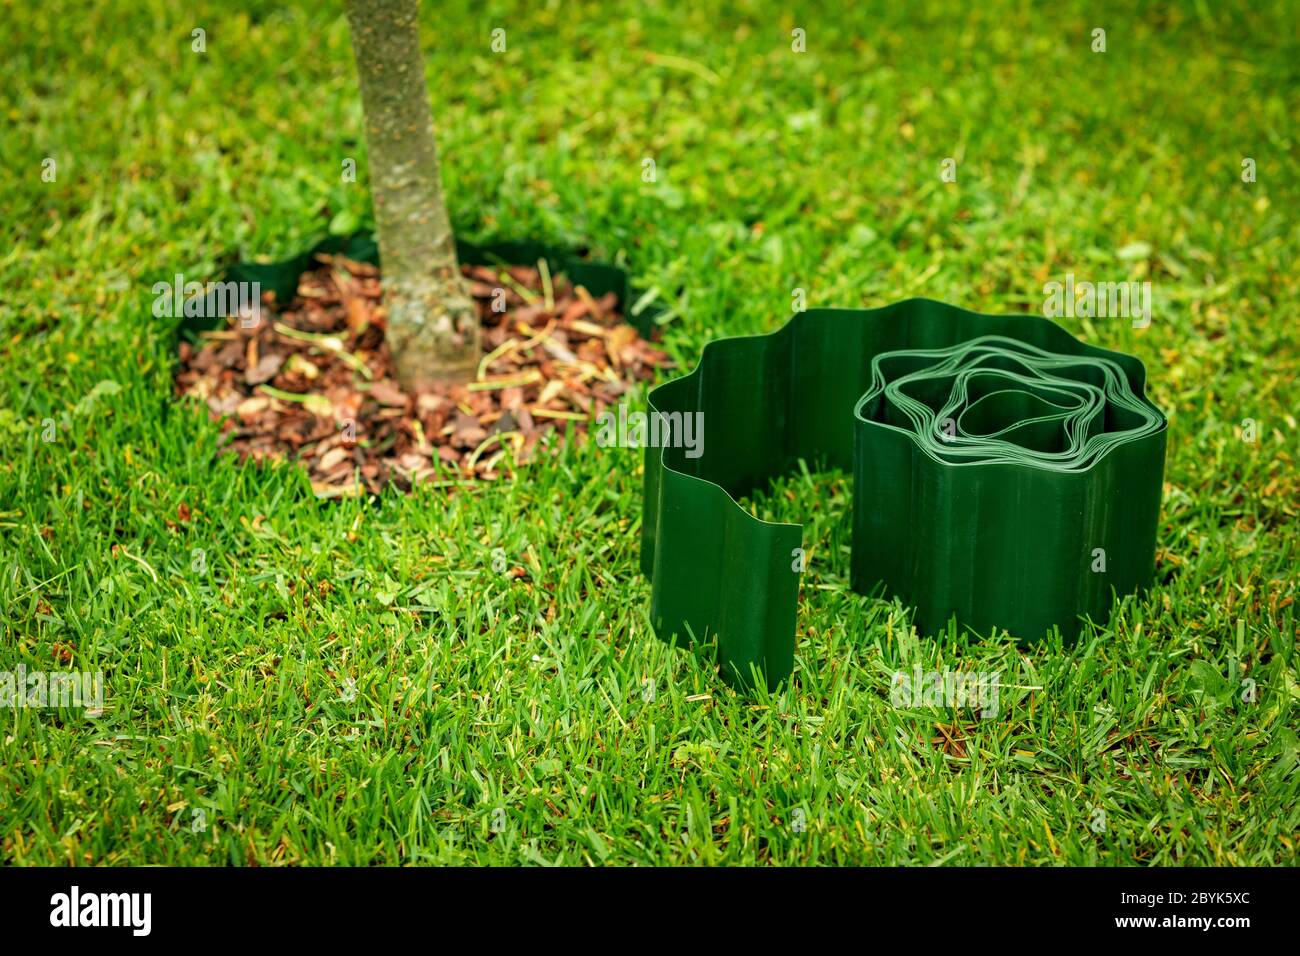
[{"left": 2, "top": 0, "right": 1297, "bottom": 864}]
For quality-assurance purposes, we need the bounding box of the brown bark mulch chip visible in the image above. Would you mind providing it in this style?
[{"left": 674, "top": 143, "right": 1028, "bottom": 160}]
[{"left": 174, "top": 254, "right": 672, "bottom": 496}]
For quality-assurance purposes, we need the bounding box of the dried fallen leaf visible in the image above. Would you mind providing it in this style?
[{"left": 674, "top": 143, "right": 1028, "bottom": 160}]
[
  {"left": 246, "top": 352, "right": 285, "bottom": 386},
  {"left": 318, "top": 446, "right": 350, "bottom": 473},
  {"left": 368, "top": 380, "right": 408, "bottom": 407}
]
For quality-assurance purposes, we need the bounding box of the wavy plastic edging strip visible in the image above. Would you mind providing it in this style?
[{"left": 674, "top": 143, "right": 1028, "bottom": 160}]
[{"left": 641, "top": 299, "right": 1167, "bottom": 689}]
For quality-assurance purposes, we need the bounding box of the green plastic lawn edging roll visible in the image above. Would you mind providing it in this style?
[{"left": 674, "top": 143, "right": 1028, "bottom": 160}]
[{"left": 640, "top": 299, "right": 1168, "bottom": 689}]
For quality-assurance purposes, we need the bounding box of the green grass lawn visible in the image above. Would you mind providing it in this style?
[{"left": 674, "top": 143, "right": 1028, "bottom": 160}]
[{"left": 2, "top": 0, "right": 1297, "bottom": 865}]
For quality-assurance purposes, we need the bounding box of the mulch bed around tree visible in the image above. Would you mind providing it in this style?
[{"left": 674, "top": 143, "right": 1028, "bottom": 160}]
[{"left": 174, "top": 255, "right": 672, "bottom": 495}]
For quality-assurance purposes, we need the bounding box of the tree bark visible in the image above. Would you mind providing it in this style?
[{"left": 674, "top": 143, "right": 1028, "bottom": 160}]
[{"left": 345, "top": 0, "right": 478, "bottom": 386}]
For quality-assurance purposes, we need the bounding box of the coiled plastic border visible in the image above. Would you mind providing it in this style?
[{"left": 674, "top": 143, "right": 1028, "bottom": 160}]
[{"left": 641, "top": 300, "right": 1167, "bottom": 689}]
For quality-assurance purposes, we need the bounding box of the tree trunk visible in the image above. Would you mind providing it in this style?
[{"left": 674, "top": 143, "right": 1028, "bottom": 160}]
[{"left": 345, "top": 0, "right": 478, "bottom": 386}]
